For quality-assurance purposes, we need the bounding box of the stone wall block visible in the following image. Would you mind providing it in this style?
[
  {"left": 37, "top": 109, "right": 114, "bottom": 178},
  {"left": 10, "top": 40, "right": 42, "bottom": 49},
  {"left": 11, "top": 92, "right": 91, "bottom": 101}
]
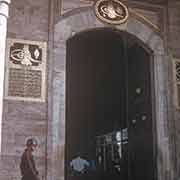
[
  {"left": 54, "top": 42, "right": 66, "bottom": 72},
  {"left": 55, "top": 20, "right": 72, "bottom": 43},
  {"left": 8, "top": 0, "right": 49, "bottom": 40},
  {"left": 61, "top": 0, "right": 93, "bottom": 14}
]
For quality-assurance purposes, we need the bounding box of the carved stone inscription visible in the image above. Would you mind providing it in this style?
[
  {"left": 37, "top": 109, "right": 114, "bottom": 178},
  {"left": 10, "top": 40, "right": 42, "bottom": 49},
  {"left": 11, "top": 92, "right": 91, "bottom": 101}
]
[
  {"left": 5, "top": 39, "right": 47, "bottom": 102},
  {"left": 8, "top": 68, "right": 42, "bottom": 98},
  {"left": 10, "top": 43, "right": 42, "bottom": 66}
]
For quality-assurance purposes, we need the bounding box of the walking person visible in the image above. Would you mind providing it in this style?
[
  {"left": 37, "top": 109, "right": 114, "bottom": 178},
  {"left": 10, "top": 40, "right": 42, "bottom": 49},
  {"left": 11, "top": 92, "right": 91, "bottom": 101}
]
[{"left": 20, "top": 138, "right": 40, "bottom": 180}]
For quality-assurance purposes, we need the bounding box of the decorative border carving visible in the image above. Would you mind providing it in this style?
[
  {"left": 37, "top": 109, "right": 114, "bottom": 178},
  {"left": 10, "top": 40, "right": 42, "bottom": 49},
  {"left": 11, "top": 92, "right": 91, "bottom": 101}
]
[{"left": 172, "top": 58, "right": 180, "bottom": 109}]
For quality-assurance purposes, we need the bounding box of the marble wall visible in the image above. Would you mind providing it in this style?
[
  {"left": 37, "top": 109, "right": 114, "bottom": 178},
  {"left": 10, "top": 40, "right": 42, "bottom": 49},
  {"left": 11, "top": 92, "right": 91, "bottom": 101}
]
[
  {"left": 0, "top": 0, "right": 49, "bottom": 180},
  {"left": 1, "top": 0, "right": 180, "bottom": 180}
]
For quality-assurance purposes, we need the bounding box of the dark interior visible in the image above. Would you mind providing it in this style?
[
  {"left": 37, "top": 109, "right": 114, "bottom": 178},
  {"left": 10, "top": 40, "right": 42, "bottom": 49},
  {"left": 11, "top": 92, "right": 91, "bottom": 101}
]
[{"left": 65, "top": 28, "right": 156, "bottom": 180}]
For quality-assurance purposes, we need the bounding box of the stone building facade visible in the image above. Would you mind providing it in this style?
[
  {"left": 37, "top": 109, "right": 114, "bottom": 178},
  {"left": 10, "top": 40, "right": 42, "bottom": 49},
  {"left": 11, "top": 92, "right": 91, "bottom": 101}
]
[{"left": 0, "top": 0, "right": 180, "bottom": 180}]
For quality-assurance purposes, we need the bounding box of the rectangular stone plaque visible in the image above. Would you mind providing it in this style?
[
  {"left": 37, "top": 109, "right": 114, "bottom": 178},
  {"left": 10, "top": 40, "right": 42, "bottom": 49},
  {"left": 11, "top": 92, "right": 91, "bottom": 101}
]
[{"left": 5, "top": 38, "right": 47, "bottom": 102}]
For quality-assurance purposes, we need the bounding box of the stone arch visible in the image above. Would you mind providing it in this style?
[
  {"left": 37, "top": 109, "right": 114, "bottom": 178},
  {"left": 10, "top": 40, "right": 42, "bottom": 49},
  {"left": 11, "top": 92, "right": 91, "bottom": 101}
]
[{"left": 49, "top": 7, "right": 172, "bottom": 180}]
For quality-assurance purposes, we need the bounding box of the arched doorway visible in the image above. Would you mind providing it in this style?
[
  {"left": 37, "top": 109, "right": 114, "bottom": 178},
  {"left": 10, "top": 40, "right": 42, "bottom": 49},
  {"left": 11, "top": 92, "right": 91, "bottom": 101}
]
[{"left": 65, "top": 28, "right": 156, "bottom": 180}]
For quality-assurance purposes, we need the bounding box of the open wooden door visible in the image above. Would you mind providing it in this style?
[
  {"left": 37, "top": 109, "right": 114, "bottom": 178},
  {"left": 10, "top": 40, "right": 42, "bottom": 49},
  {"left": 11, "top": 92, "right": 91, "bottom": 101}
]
[
  {"left": 127, "top": 43, "right": 156, "bottom": 180},
  {"left": 65, "top": 29, "right": 156, "bottom": 180}
]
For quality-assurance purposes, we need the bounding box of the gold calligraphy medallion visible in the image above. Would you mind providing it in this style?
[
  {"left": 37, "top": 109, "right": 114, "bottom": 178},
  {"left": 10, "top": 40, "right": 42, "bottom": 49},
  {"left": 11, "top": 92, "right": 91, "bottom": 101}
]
[{"left": 94, "top": 0, "right": 129, "bottom": 25}]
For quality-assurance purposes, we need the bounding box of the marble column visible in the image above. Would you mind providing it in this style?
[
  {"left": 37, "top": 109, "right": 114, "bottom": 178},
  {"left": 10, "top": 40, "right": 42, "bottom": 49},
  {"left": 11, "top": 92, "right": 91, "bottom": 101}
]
[{"left": 0, "top": 0, "right": 10, "bottom": 151}]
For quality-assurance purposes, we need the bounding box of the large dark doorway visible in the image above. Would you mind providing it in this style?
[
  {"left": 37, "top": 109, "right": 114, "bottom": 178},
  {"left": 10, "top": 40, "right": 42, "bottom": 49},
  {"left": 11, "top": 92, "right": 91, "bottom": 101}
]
[{"left": 65, "top": 29, "right": 156, "bottom": 180}]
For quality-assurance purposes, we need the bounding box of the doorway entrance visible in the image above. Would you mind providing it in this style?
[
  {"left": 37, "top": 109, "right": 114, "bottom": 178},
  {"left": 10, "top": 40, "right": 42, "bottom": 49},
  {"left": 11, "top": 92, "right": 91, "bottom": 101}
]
[{"left": 65, "top": 28, "right": 156, "bottom": 180}]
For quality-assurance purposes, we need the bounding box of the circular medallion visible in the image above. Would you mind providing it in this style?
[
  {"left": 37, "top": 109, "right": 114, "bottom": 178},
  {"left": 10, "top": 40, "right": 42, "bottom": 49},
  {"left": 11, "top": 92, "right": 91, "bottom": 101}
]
[{"left": 94, "top": 0, "right": 129, "bottom": 25}]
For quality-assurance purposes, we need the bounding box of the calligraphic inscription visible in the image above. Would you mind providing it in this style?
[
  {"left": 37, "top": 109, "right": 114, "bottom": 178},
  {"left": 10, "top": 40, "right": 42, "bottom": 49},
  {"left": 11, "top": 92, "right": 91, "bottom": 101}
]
[
  {"left": 94, "top": 0, "right": 128, "bottom": 25},
  {"left": 8, "top": 68, "right": 42, "bottom": 98},
  {"left": 5, "top": 38, "right": 47, "bottom": 102},
  {"left": 10, "top": 43, "right": 42, "bottom": 66}
]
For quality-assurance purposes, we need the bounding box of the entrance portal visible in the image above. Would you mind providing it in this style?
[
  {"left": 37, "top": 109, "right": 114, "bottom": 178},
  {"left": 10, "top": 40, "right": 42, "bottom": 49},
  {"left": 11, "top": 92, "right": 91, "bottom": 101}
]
[{"left": 65, "top": 29, "right": 156, "bottom": 180}]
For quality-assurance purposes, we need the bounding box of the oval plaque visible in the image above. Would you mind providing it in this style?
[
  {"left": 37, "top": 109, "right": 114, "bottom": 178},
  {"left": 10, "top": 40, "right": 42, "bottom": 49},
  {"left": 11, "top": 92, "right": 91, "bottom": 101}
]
[{"left": 94, "top": 0, "right": 129, "bottom": 25}]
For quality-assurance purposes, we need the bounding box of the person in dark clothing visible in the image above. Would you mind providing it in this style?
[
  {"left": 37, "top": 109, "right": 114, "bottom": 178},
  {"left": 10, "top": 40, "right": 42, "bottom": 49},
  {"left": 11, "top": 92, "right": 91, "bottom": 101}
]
[{"left": 20, "top": 138, "right": 40, "bottom": 180}]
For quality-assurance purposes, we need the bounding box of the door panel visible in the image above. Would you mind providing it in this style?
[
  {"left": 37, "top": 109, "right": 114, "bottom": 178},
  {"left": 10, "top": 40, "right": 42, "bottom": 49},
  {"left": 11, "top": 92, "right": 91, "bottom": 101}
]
[{"left": 128, "top": 44, "right": 155, "bottom": 180}]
